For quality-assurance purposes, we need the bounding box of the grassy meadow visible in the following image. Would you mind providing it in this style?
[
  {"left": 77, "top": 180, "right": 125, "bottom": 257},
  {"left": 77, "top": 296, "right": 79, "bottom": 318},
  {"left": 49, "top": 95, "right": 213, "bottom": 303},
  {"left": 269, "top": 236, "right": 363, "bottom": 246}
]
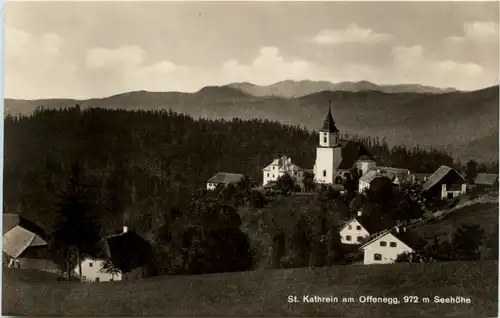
[{"left": 3, "top": 261, "right": 498, "bottom": 316}]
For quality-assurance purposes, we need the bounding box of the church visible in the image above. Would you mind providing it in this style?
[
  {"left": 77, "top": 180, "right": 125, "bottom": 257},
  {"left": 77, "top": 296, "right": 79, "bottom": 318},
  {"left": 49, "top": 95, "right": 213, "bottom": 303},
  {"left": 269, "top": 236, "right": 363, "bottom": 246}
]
[{"left": 313, "top": 102, "right": 376, "bottom": 185}]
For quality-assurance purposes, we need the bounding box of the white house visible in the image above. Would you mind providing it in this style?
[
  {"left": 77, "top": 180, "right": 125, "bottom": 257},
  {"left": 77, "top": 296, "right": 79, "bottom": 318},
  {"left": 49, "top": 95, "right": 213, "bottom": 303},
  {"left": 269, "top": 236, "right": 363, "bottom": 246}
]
[
  {"left": 339, "top": 211, "right": 393, "bottom": 245},
  {"left": 206, "top": 172, "right": 245, "bottom": 191},
  {"left": 313, "top": 102, "right": 376, "bottom": 185},
  {"left": 358, "top": 170, "right": 378, "bottom": 193},
  {"left": 262, "top": 156, "right": 304, "bottom": 186},
  {"left": 422, "top": 165, "right": 467, "bottom": 200},
  {"left": 76, "top": 258, "right": 122, "bottom": 282},
  {"left": 75, "top": 225, "right": 152, "bottom": 282},
  {"left": 358, "top": 226, "right": 427, "bottom": 265}
]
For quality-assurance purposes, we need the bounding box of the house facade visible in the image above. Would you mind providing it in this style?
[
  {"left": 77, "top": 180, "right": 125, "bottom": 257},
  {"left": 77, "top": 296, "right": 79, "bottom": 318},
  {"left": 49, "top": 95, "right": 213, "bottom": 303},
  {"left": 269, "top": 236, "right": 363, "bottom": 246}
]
[
  {"left": 359, "top": 227, "right": 426, "bottom": 265},
  {"left": 76, "top": 258, "right": 122, "bottom": 282},
  {"left": 339, "top": 214, "right": 370, "bottom": 245},
  {"left": 262, "top": 156, "right": 304, "bottom": 186},
  {"left": 422, "top": 165, "right": 467, "bottom": 200},
  {"left": 339, "top": 211, "right": 393, "bottom": 245},
  {"left": 313, "top": 102, "right": 376, "bottom": 185},
  {"left": 206, "top": 172, "right": 245, "bottom": 191}
]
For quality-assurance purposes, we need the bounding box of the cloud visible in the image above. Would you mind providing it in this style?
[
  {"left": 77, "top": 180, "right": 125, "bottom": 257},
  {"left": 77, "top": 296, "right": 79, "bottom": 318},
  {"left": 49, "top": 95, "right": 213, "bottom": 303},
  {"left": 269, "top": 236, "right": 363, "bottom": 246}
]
[
  {"left": 312, "top": 24, "right": 392, "bottom": 45},
  {"left": 447, "top": 21, "right": 499, "bottom": 43},
  {"left": 5, "top": 28, "right": 77, "bottom": 98},
  {"left": 390, "top": 45, "right": 483, "bottom": 87},
  {"left": 220, "top": 46, "right": 322, "bottom": 84},
  {"left": 86, "top": 46, "right": 147, "bottom": 69}
]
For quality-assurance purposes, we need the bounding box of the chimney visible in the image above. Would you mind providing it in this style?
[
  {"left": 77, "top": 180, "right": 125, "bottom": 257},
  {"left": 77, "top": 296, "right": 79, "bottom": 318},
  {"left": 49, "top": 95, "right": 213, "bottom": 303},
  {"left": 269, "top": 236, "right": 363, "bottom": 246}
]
[
  {"left": 357, "top": 210, "right": 362, "bottom": 217},
  {"left": 395, "top": 226, "right": 400, "bottom": 233},
  {"left": 288, "top": 158, "right": 292, "bottom": 164},
  {"left": 123, "top": 226, "right": 129, "bottom": 233}
]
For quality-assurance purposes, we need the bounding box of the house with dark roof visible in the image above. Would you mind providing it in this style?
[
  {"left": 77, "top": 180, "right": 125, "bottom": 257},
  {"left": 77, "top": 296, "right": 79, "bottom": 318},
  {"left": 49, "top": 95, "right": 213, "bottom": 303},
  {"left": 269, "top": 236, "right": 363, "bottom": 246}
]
[
  {"left": 339, "top": 210, "right": 394, "bottom": 245},
  {"left": 3, "top": 214, "right": 59, "bottom": 272},
  {"left": 76, "top": 226, "right": 153, "bottom": 282},
  {"left": 473, "top": 173, "right": 499, "bottom": 188},
  {"left": 358, "top": 226, "right": 427, "bottom": 265},
  {"left": 422, "top": 165, "right": 467, "bottom": 200},
  {"left": 262, "top": 156, "right": 304, "bottom": 186},
  {"left": 314, "top": 102, "right": 376, "bottom": 185},
  {"left": 206, "top": 172, "right": 245, "bottom": 191}
]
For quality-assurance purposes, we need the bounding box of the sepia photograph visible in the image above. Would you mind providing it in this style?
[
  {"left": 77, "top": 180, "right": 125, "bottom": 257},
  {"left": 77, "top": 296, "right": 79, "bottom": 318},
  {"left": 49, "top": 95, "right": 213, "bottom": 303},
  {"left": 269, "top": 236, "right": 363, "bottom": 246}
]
[{"left": 2, "top": 1, "right": 499, "bottom": 316}]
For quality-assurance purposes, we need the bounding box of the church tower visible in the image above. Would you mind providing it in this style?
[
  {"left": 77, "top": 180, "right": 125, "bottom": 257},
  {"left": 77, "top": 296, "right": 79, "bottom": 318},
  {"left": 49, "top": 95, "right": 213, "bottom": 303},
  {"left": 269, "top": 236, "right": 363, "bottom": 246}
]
[{"left": 314, "top": 101, "right": 343, "bottom": 184}]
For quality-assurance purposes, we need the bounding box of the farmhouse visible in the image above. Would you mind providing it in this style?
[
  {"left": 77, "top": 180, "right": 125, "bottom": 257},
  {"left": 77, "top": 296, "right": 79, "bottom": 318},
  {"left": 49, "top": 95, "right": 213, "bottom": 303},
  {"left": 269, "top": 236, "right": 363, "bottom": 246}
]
[
  {"left": 3, "top": 213, "right": 59, "bottom": 273},
  {"left": 339, "top": 211, "right": 393, "bottom": 245},
  {"left": 206, "top": 172, "right": 245, "bottom": 191},
  {"left": 358, "top": 226, "right": 427, "bottom": 265},
  {"left": 473, "top": 173, "right": 499, "bottom": 188},
  {"left": 77, "top": 226, "right": 153, "bottom": 282},
  {"left": 422, "top": 165, "right": 466, "bottom": 200},
  {"left": 313, "top": 103, "right": 376, "bottom": 185},
  {"left": 262, "top": 156, "right": 304, "bottom": 186}
]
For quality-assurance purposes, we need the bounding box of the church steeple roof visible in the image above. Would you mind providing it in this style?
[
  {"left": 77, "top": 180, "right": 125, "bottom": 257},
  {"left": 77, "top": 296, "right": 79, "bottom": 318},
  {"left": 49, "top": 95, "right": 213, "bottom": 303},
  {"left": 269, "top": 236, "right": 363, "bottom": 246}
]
[{"left": 320, "top": 101, "right": 339, "bottom": 132}]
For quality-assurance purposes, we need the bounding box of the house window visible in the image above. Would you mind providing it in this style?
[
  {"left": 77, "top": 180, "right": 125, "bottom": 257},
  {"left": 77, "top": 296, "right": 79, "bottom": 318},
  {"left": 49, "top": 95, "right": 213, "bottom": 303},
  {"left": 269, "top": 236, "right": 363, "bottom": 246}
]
[
  {"left": 380, "top": 241, "right": 387, "bottom": 247},
  {"left": 374, "top": 253, "right": 382, "bottom": 261},
  {"left": 89, "top": 262, "right": 93, "bottom": 267},
  {"left": 267, "top": 173, "right": 269, "bottom": 177},
  {"left": 323, "top": 170, "right": 327, "bottom": 177},
  {"left": 390, "top": 242, "right": 397, "bottom": 247},
  {"left": 348, "top": 225, "right": 352, "bottom": 230},
  {"left": 95, "top": 277, "right": 100, "bottom": 282},
  {"left": 447, "top": 193, "right": 453, "bottom": 199},
  {"left": 356, "top": 226, "right": 361, "bottom": 230},
  {"left": 346, "top": 235, "right": 352, "bottom": 241},
  {"left": 357, "top": 236, "right": 363, "bottom": 242}
]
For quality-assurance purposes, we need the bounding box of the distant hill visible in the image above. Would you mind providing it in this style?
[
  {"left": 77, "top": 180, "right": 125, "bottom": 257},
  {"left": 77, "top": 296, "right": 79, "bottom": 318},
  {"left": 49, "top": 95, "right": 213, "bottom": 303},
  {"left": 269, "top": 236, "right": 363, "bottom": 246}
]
[
  {"left": 4, "top": 85, "right": 498, "bottom": 161},
  {"left": 227, "top": 80, "right": 458, "bottom": 98}
]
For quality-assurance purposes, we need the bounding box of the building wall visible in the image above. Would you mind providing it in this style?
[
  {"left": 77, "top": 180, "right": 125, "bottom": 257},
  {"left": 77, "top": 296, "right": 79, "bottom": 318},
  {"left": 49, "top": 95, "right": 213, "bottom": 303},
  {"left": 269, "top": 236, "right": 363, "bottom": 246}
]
[
  {"left": 206, "top": 182, "right": 218, "bottom": 191},
  {"left": 440, "top": 183, "right": 466, "bottom": 199},
  {"left": 315, "top": 146, "right": 342, "bottom": 184},
  {"left": 358, "top": 180, "right": 370, "bottom": 193},
  {"left": 75, "top": 259, "right": 122, "bottom": 282},
  {"left": 362, "top": 232, "right": 413, "bottom": 265},
  {"left": 340, "top": 219, "right": 370, "bottom": 244}
]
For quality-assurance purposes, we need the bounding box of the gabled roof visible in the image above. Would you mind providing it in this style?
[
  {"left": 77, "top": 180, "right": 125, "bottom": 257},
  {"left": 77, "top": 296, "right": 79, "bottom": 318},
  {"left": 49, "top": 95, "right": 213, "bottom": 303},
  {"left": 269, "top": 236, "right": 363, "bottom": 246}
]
[
  {"left": 320, "top": 103, "right": 339, "bottom": 133},
  {"left": 3, "top": 214, "right": 50, "bottom": 259},
  {"left": 422, "top": 165, "right": 465, "bottom": 191},
  {"left": 337, "top": 141, "right": 374, "bottom": 170},
  {"left": 207, "top": 172, "right": 244, "bottom": 184},
  {"left": 340, "top": 214, "right": 393, "bottom": 234},
  {"left": 359, "top": 227, "right": 427, "bottom": 251},
  {"left": 474, "top": 173, "right": 499, "bottom": 186},
  {"left": 359, "top": 170, "right": 378, "bottom": 183},
  {"left": 97, "top": 230, "right": 153, "bottom": 273}
]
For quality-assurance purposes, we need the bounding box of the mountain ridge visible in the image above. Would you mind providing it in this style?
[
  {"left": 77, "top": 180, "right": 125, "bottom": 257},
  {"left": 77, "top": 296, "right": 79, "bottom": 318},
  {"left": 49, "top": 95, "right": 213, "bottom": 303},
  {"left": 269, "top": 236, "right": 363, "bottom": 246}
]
[
  {"left": 5, "top": 85, "right": 498, "bottom": 162},
  {"left": 226, "top": 80, "right": 459, "bottom": 98}
]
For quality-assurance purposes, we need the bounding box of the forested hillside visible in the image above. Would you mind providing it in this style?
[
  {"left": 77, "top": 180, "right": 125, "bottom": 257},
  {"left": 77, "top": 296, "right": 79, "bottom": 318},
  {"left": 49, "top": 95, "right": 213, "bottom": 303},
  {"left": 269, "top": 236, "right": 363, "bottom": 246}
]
[{"left": 3, "top": 106, "right": 494, "bottom": 236}]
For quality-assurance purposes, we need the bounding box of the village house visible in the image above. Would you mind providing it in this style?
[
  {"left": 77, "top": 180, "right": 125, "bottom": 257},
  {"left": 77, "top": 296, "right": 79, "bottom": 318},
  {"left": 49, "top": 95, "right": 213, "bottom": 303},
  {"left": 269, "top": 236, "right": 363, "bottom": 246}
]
[
  {"left": 262, "top": 156, "right": 304, "bottom": 186},
  {"left": 422, "top": 165, "right": 467, "bottom": 200},
  {"left": 206, "top": 172, "right": 245, "bottom": 191},
  {"left": 339, "top": 211, "right": 393, "bottom": 245},
  {"left": 473, "top": 173, "right": 499, "bottom": 189},
  {"left": 313, "top": 102, "right": 376, "bottom": 185},
  {"left": 3, "top": 213, "right": 59, "bottom": 273},
  {"left": 77, "top": 226, "right": 153, "bottom": 282},
  {"left": 358, "top": 226, "right": 427, "bottom": 265}
]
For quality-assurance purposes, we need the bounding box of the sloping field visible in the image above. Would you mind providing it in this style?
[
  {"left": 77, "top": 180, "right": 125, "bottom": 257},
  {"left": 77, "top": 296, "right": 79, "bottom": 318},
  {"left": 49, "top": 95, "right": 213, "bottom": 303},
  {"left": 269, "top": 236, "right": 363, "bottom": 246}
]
[{"left": 3, "top": 261, "right": 497, "bottom": 316}]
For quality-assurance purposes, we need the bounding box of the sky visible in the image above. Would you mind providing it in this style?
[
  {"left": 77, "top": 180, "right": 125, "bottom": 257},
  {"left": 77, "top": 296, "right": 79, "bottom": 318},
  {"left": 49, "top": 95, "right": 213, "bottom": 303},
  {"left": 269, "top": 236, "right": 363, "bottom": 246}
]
[{"left": 5, "top": 1, "right": 500, "bottom": 99}]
